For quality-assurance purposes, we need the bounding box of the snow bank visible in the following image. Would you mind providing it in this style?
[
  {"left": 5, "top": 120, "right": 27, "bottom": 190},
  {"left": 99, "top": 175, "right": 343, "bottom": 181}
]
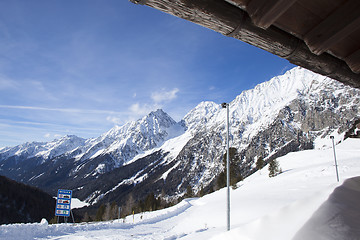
[{"left": 294, "top": 177, "right": 360, "bottom": 240}]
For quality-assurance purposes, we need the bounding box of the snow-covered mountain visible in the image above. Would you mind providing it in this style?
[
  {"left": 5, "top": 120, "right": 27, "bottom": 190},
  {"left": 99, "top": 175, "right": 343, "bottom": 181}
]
[
  {"left": 68, "top": 109, "right": 185, "bottom": 175},
  {"left": 0, "top": 135, "right": 85, "bottom": 164},
  {"left": 0, "top": 67, "right": 359, "bottom": 208}
]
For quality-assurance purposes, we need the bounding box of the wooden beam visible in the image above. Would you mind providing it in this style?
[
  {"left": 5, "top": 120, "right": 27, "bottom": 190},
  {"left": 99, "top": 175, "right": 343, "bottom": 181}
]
[
  {"left": 345, "top": 49, "right": 360, "bottom": 74},
  {"left": 247, "top": 0, "right": 297, "bottom": 29},
  {"left": 130, "top": 0, "right": 360, "bottom": 88},
  {"left": 304, "top": 0, "right": 360, "bottom": 55},
  {"left": 224, "top": 0, "right": 249, "bottom": 10}
]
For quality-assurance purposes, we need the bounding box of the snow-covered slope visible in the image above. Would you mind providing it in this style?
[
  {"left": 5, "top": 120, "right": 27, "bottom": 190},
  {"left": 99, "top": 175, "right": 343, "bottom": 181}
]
[
  {"left": 1, "top": 138, "right": 359, "bottom": 240},
  {"left": 0, "top": 67, "right": 359, "bottom": 207}
]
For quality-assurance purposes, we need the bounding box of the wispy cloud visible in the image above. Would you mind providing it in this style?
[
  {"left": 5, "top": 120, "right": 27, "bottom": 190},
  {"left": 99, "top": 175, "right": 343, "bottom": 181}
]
[
  {"left": 0, "top": 75, "right": 19, "bottom": 90},
  {"left": 44, "top": 133, "right": 62, "bottom": 139},
  {"left": 151, "top": 88, "right": 179, "bottom": 103},
  {"left": 106, "top": 115, "right": 122, "bottom": 125},
  {"left": 129, "top": 103, "right": 158, "bottom": 118},
  {"left": 0, "top": 105, "right": 125, "bottom": 115}
]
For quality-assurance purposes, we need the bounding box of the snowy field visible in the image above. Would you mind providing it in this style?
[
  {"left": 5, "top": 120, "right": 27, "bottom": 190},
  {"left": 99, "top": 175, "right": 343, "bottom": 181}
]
[{"left": 1, "top": 138, "right": 359, "bottom": 240}]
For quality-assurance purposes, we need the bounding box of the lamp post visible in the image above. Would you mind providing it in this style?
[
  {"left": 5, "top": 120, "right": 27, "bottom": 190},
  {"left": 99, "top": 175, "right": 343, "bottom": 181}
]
[
  {"left": 330, "top": 136, "right": 339, "bottom": 182},
  {"left": 221, "top": 102, "right": 230, "bottom": 231}
]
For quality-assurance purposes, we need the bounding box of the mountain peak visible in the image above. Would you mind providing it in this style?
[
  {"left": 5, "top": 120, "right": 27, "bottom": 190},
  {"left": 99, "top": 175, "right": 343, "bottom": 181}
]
[
  {"left": 147, "top": 108, "right": 172, "bottom": 119},
  {"left": 183, "top": 101, "right": 220, "bottom": 131},
  {"left": 141, "top": 109, "right": 177, "bottom": 128}
]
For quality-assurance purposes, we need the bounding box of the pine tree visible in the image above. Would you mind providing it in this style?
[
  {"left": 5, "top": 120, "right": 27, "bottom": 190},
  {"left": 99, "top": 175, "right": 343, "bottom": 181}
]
[
  {"left": 198, "top": 185, "right": 205, "bottom": 197},
  {"left": 222, "top": 147, "right": 243, "bottom": 187},
  {"left": 82, "top": 212, "right": 91, "bottom": 222},
  {"left": 256, "top": 156, "right": 265, "bottom": 170},
  {"left": 123, "top": 193, "right": 135, "bottom": 217},
  {"left": 185, "top": 185, "right": 194, "bottom": 198},
  {"left": 110, "top": 202, "right": 118, "bottom": 220},
  {"left": 216, "top": 171, "right": 226, "bottom": 189},
  {"left": 144, "top": 192, "right": 157, "bottom": 211},
  {"left": 268, "top": 159, "right": 281, "bottom": 177},
  {"left": 95, "top": 204, "right": 105, "bottom": 221}
]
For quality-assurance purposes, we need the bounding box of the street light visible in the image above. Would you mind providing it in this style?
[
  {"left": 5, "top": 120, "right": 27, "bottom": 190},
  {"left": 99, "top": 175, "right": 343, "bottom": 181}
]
[
  {"left": 330, "top": 136, "right": 339, "bottom": 182},
  {"left": 221, "top": 102, "right": 230, "bottom": 231}
]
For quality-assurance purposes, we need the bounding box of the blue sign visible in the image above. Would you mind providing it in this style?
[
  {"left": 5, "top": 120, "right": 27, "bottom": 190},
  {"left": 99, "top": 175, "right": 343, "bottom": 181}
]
[{"left": 55, "top": 189, "right": 72, "bottom": 217}]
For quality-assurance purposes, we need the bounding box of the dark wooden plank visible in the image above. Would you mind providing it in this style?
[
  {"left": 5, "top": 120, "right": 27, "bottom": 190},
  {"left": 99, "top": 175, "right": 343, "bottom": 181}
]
[
  {"left": 225, "top": 0, "right": 250, "bottom": 9},
  {"left": 345, "top": 49, "right": 360, "bottom": 74},
  {"left": 328, "top": 34, "right": 360, "bottom": 60},
  {"left": 304, "top": 0, "right": 360, "bottom": 55},
  {"left": 247, "top": 0, "right": 297, "bottom": 29},
  {"left": 297, "top": 0, "right": 345, "bottom": 19},
  {"left": 130, "top": 0, "right": 360, "bottom": 88},
  {"left": 274, "top": 2, "right": 321, "bottom": 38}
]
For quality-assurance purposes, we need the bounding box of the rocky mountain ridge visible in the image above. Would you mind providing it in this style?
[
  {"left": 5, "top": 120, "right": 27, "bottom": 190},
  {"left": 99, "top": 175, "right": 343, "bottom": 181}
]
[{"left": 1, "top": 67, "right": 359, "bottom": 208}]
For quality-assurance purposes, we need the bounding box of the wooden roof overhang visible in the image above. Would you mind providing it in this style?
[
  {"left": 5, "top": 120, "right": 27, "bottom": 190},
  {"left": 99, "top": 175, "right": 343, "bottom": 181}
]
[{"left": 130, "top": 0, "right": 360, "bottom": 88}]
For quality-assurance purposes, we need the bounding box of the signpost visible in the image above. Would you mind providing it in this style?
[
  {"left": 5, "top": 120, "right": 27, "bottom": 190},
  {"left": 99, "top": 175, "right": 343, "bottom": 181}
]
[
  {"left": 55, "top": 189, "right": 72, "bottom": 222},
  {"left": 330, "top": 136, "right": 340, "bottom": 182},
  {"left": 221, "top": 102, "right": 230, "bottom": 231}
]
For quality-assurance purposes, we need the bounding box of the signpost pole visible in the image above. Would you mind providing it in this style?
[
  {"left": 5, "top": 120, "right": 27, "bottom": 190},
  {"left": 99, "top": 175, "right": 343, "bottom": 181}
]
[
  {"left": 330, "top": 136, "right": 340, "bottom": 182},
  {"left": 221, "top": 102, "right": 230, "bottom": 231},
  {"left": 71, "top": 209, "right": 75, "bottom": 223}
]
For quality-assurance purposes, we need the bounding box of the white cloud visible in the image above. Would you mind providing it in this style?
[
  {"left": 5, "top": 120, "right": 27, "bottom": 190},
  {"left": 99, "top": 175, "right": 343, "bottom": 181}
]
[
  {"left": 151, "top": 88, "right": 179, "bottom": 103},
  {"left": 54, "top": 134, "right": 63, "bottom": 139},
  {"left": 106, "top": 115, "right": 122, "bottom": 125},
  {"left": 44, "top": 133, "right": 62, "bottom": 139},
  {"left": 129, "top": 103, "right": 152, "bottom": 116},
  {"left": 127, "top": 102, "right": 162, "bottom": 121}
]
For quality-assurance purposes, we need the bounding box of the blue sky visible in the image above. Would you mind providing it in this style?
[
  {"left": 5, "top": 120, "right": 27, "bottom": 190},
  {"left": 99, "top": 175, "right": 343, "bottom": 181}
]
[{"left": 0, "top": 0, "right": 295, "bottom": 147}]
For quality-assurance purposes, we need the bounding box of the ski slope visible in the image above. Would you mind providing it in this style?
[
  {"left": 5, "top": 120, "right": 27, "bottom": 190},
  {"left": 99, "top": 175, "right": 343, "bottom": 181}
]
[{"left": 1, "top": 138, "right": 359, "bottom": 240}]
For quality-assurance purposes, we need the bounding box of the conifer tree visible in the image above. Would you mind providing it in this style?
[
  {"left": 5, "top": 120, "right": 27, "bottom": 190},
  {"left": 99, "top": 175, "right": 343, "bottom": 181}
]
[
  {"left": 222, "top": 147, "right": 243, "bottom": 187},
  {"left": 82, "top": 212, "right": 91, "bottom": 222},
  {"left": 256, "top": 156, "right": 265, "bottom": 170},
  {"left": 198, "top": 185, "right": 205, "bottom": 197},
  {"left": 268, "top": 159, "right": 281, "bottom": 177},
  {"left": 185, "top": 185, "right": 194, "bottom": 198},
  {"left": 95, "top": 204, "right": 105, "bottom": 221}
]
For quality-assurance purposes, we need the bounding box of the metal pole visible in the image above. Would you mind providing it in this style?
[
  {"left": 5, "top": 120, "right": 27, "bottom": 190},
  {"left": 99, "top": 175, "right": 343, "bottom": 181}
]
[
  {"left": 70, "top": 209, "right": 75, "bottom": 223},
  {"left": 330, "top": 136, "right": 339, "bottom": 182},
  {"left": 222, "top": 102, "right": 230, "bottom": 231},
  {"left": 226, "top": 104, "right": 230, "bottom": 231}
]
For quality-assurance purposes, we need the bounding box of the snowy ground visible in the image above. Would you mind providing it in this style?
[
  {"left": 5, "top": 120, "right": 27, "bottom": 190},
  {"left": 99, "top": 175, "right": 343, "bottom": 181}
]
[{"left": 1, "top": 138, "right": 359, "bottom": 240}]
